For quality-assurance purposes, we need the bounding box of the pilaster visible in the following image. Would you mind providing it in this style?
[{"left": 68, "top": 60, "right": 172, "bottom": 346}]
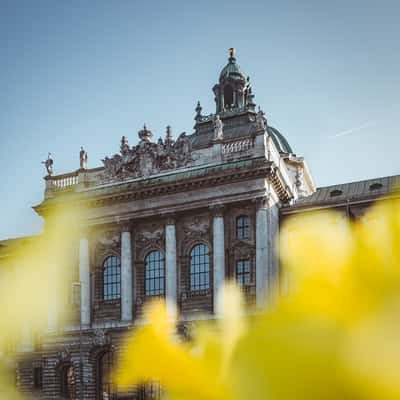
[
  {"left": 165, "top": 215, "right": 177, "bottom": 319},
  {"left": 120, "top": 221, "right": 133, "bottom": 322},
  {"left": 211, "top": 204, "right": 225, "bottom": 315},
  {"left": 255, "top": 196, "right": 269, "bottom": 308}
]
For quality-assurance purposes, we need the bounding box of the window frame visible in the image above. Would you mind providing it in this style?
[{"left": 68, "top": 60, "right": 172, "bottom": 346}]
[
  {"left": 236, "top": 258, "right": 254, "bottom": 287},
  {"left": 103, "top": 255, "right": 121, "bottom": 301},
  {"left": 236, "top": 215, "right": 251, "bottom": 240},
  {"left": 33, "top": 366, "right": 43, "bottom": 390},
  {"left": 189, "top": 243, "right": 211, "bottom": 292},
  {"left": 97, "top": 351, "right": 115, "bottom": 400},
  {"left": 145, "top": 250, "right": 165, "bottom": 297}
]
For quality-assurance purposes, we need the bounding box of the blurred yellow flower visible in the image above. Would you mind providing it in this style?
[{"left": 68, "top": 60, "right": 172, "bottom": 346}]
[
  {"left": 114, "top": 199, "right": 400, "bottom": 400},
  {"left": 0, "top": 206, "right": 81, "bottom": 398}
]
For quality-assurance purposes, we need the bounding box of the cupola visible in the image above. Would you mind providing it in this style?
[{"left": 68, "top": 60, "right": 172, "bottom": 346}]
[{"left": 213, "top": 48, "right": 252, "bottom": 113}]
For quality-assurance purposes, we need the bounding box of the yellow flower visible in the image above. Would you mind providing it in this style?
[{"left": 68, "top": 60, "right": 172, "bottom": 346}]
[{"left": 114, "top": 199, "right": 400, "bottom": 400}]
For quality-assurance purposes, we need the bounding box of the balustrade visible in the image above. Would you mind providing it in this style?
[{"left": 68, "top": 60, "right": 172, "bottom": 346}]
[
  {"left": 50, "top": 172, "right": 79, "bottom": 190},
  {"left": 222, "top": 138, "right": 253, "bottom": 155}
]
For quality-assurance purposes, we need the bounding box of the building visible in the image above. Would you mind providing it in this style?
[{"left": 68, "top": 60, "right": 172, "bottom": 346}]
[{"left": 0, "top": 49, "right": 398, "bottom": 399}]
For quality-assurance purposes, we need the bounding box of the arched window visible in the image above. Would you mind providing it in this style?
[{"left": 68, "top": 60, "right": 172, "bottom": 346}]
[
  {"left": 236, "top": 216, "right": 250, "bottom": 239},
  {"left": 97, "top": 351, "right": 115, "bottom": 400},
  {"left": 103, "top": 256, "right": 121, "bottom": 301},
  {"left": 145, "top": 251, "right": 165, "bottom": 297},
  {"left": 190, "top": 244, "right": 210, "bottom": 291}
]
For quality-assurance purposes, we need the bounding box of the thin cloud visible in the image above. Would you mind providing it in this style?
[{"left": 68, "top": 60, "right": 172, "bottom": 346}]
[{"left": 329, "top": 121, "right": 376, "bottom": 139}]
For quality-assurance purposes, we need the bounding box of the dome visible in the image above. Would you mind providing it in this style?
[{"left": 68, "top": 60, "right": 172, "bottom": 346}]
[
  {"left": 267, "top": 126, "right": 293, "bottom": 154},
  {"left": 219, "top": 55, "right": 247, "bottom": 82}
]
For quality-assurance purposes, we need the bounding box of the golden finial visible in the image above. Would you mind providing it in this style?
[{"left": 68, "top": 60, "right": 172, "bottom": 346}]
[{"left": 229, "top": 47, "right": 235, "bottom": 58}]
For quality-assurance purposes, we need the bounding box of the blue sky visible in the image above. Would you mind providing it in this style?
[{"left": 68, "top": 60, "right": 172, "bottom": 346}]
[{"left": 1, "top": 0, "right": 399, "bottom": 240}]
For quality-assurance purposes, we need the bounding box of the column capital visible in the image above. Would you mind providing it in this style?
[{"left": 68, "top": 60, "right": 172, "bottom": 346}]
[
  {"left": 253, "top": 195, "right": 270, "bottom": 209},
  {"left": 210, "top": 203, "right": 224, "bottom": 217},
  {"left": 164, "top": 213, "right": 176, "bottom": 226},
  {"left": 118, "top": 220, "right": 132, "bottom": 232}
]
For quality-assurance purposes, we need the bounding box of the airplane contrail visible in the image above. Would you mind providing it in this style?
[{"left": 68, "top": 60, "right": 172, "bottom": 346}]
[{"left": 329, "top": 121, "right": 375, "bottom": 138}]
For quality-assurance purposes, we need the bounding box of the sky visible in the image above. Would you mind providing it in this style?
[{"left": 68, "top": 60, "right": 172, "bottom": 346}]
[{"left": 0, "top": 0, "right": 399, "bottom": 240}]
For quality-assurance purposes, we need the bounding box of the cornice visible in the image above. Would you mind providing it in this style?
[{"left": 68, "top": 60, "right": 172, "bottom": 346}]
[{"left": 35, "top": 157, "right": 293, "bottom": 216}]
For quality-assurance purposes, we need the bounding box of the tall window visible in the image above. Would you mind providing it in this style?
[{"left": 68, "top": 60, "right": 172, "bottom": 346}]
[
  {"left": 33, "top": 367, "right": 43, "bottom": 390},
  {"left": 145, "top": 251, "right": 165, "bottom": 297},
  {"left": 60, "top": 364, "right": 73, "bottom": 399},
  {"left": 224, "top": 85, "right": 234, "bottom": 108},
  {"left": 236, "top": 216, "right": 250, "bottom": 239},
  {"left": 190, "top": 244, "right": 210, "bottom": 291},
  {"left": 103, "top": 256, "right": 121, "bottom": 301},
  {"left": 98, "top": 351, "right": 115, "bottom": 400},
  {"left": 138, "top": 382, "right": 162, "bottom": 399},
  {"left": 236, "top": 259, "right": 253, "bottom": 287}
]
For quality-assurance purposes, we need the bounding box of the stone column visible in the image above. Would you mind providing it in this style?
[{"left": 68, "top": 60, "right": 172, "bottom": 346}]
[
  {"left": 256, "top": 196, "right": 268, "bottom": 308},
  {"left": 121, "top": 224, "right": 133, "bottom": 322},
  {"left": 165, "top": 217, "right": 177, "bottom": 319},
  {"left": 212, "top": 205, "right": 225, "bottom": 315},
  {"left": 79, "top": 232, "right": 91, "bottom": 327}
]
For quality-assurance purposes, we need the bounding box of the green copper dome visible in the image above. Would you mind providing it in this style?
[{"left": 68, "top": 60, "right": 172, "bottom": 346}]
[
  {"left": 219, "top": 55, "right": 247, "bottom": 82},
  {"left": 267, "top": 126, "right": 293, "bottom": 154}
]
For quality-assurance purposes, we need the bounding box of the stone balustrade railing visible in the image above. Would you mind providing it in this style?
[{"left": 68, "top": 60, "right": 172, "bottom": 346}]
[
  {"left": 50, "top": 171, "right": 79, "bottom": 190},
  {"left": 222, "top": 138, "right": 253, "bottom": 155}
]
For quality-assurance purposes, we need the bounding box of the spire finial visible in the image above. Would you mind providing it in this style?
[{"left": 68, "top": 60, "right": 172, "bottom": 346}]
[
  {"left": 165, "top": 125, "right": 173, "bottom": 146},
  {"left": 229, "top": 47, "right": 235, "bottom": 58}
]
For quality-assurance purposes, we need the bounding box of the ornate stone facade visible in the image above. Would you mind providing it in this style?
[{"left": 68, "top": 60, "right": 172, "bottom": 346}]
[{"left": 6, "top": 50, "right": 397, "bottom": 400}]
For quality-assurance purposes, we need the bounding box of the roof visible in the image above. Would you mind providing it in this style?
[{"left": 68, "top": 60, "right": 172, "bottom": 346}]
[
  {"left": 268, "top": 126, "right": 293, "bottom": 154},
  {"left": 0, "top": 236, "right": 37, "bottom": 260},
  {"left": 219, "top": 56, "right": 247, "bottom": 82},
  {"left": 288, "top": 175, "right": 400, "bottom": 210}
]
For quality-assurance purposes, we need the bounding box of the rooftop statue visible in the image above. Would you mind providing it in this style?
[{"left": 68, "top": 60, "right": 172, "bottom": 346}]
[
  {"left": 213, "top": 115, "right": 224, "bottom": 140},
  {"left": 42, "top": 152, "right": 54, "bottom": 176},
  {"left": 255, "top": 108, "right": 266, "bottom": 131},
  {"left": 101, "top": 125, "right": 193, "bottom": 181},
  {"left": 80, "top": 146, "right": 88, "bottom": 169}
]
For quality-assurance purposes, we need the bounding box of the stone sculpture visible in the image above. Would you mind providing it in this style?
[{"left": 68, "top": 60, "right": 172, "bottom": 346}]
[
  {"left": 42, "top": 153, "right": 54, "bottom": 176},
  {"left": 255, "top": 108, "right": 266, "bottom": 131},
  {"left": 102, "top": 125, "right": 193, "bottom": 181},
  {"left": 213, "top": 114, "right": 224, "bottom": 140},
  {"left": 79, "top": 146, "right": 88, "bottom": 169}
]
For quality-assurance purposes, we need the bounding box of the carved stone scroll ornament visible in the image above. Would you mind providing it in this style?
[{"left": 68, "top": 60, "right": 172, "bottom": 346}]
[{"left": 101, "top": 126, "right": 193, "bottom": 181}]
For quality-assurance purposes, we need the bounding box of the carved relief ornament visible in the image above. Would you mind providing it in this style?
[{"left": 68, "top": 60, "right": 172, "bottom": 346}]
[
  {"left": 95, "top": 231, "right": 121, "bottom": 256},
  {"left": 101, "top": 127, "right": 193, "bottom": 181},
  {"left": 182, "top": 216, "right": 210, "bottom": 240}
]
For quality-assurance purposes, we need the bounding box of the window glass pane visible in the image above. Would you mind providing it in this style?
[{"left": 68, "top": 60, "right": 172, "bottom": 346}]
[
  {"left": 103, "top": 256, "right": 121, "bottom": 300},
  {"left": 190, "top": 244, "right": 210, "bottom": 291},
  {"left": 236, "top": 258, "right": 253, "bottom": 287},
  {"left": 236, "top": 216, "right": 250, "bottom": 239},
  {"left": 145, "top": 251, "right": 165, "bottom": 296}
]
